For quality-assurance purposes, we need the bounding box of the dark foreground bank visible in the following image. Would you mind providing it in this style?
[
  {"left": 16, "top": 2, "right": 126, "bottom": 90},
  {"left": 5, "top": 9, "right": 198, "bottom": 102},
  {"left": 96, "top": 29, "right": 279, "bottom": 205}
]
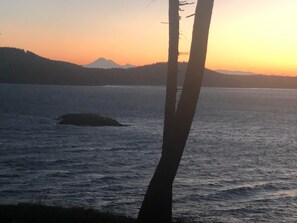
[
  {"left": 0, "top": 203, "right": 135, "bottom": 223},
  {"left": 0, "top": 204, "right": 203, "bottom": 223}
]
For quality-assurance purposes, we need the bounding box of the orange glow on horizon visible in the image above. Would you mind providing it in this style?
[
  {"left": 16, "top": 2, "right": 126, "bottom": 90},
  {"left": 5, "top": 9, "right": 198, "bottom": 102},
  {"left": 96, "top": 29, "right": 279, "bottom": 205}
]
[{"left": 1, "top": 0, "right": 296, "bottom": 76}]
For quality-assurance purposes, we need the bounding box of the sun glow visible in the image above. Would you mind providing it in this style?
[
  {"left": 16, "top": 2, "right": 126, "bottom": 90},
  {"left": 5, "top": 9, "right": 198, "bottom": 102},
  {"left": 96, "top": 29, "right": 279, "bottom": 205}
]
[{"left": 1, "top": 0, "right": 296, "bottom": 75}]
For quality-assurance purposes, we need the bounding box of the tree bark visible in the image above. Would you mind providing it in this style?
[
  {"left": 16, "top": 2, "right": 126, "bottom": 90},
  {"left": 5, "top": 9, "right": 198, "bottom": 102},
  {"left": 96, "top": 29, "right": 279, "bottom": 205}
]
[
  {"left": 162, "top": 0, "right": 179, "bottom": 154},
  {"left": 174, "top": 0, "right": 214, "bottom": 155},
  {"left": 138, "top": 1, "right": 179, "bottom": 221},
  {"left": 137, "top": 1, "right": 214, "bottom": 222}
]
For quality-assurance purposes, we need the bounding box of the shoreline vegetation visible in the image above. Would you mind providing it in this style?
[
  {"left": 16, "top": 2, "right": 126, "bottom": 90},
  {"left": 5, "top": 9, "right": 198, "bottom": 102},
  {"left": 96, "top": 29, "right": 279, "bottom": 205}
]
[
  {"left": 0, "top": 203, "right": 135, "bottom": 223},
  {"left": 0, "top": 203, "right": 203, "bottom": 223},
  {"left": 1, "top": 47, "right": 297, "bottom": 89}
]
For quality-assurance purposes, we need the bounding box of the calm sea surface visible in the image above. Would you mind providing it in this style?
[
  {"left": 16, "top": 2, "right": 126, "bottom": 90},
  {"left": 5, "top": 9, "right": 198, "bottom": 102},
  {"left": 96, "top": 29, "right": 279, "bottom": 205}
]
[{"left": 0, "top": 84, "right": 296, "bottom": 222}]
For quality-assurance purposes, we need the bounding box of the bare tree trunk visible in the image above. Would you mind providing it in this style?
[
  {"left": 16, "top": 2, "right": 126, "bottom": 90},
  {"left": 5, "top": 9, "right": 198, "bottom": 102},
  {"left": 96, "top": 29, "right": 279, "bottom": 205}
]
[
  {"left": 174, "top": 0, "right": 214, "bottom": 154},
  {"left": 163, "top": 0, "right": 179, "bottom": 153},
  {"left": 138, "top": 1, "right": 179, "bottom": 222},
  {"left": 137, "top": 1, "right": 214, "bottom": 222}
]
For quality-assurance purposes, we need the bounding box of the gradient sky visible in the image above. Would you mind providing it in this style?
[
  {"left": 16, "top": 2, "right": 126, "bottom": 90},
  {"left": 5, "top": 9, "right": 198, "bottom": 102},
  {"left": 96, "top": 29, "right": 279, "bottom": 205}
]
[{"left": 1, "top": 0, "right": 296, "bottom": 76}]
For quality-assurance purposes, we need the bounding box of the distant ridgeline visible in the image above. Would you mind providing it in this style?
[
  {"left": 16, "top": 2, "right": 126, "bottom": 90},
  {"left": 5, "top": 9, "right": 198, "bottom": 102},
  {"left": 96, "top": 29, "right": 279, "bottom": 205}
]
[{"left": 1, "top": 47, "right": 297, "bottom": 88}]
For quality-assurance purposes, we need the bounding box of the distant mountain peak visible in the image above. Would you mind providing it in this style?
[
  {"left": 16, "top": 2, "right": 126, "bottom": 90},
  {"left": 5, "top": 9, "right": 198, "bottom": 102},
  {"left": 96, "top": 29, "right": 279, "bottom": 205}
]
[
  {"left": 84, "top": 57, "right": 135, "bottom": 69},
  {"left": 216, "top": 69, "right": 259, "bottom": 76}
]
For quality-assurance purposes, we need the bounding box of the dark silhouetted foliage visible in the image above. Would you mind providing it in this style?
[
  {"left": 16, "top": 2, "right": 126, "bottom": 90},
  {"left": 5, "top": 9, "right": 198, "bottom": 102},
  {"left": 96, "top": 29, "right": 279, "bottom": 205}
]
[
  {"left": 0, "top": 203, "right": 136, "bottom": 223},
  {"left": 0, "top": 204, "right": 199, "bottom": 223}
]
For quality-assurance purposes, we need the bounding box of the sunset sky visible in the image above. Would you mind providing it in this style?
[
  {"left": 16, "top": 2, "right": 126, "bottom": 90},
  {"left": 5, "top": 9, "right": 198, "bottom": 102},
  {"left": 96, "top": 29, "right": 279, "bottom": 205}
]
[{"left": 1, "top": 0, "right": 296, "bottom": 76}]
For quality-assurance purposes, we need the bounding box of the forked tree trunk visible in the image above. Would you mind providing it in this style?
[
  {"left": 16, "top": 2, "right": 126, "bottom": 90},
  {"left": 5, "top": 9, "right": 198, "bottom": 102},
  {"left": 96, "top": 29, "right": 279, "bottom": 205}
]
[{"left": 137, "top": 1, "right": 214, "bottom": 222}]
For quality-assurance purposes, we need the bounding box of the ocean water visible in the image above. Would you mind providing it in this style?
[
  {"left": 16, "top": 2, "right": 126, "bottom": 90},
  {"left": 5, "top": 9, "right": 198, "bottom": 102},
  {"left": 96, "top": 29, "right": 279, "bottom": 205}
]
[{"left": 0, "top": 84, "right": 296, "bottom": 222}]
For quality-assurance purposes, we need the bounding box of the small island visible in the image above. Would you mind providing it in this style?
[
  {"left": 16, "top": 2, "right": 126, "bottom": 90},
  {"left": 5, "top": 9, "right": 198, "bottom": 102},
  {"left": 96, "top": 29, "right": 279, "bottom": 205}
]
[{"left": 56, "top": 113, "right": 125, "bottom": 127}]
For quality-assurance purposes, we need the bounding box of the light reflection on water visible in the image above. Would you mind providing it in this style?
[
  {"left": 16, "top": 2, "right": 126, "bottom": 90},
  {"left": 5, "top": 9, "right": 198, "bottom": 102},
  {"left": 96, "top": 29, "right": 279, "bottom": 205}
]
[{"left": 0, "top": 84, "right": 296, "bottom": 222}]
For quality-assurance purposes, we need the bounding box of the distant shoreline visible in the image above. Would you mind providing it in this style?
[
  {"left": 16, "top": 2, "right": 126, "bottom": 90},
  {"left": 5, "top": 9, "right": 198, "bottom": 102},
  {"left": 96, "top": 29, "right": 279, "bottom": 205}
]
[
  {"left": 1, "top": 48, "right": 297, "bottom": 89},
  {"left": 2, "top": 82, "right": 297, "bottom": 91}
]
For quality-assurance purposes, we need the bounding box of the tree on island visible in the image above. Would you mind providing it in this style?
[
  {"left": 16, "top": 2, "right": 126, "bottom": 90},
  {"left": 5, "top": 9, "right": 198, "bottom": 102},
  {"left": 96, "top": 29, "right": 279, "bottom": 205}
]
[{"left": 137, "top": 0, "right": 214, "bottom": 222}]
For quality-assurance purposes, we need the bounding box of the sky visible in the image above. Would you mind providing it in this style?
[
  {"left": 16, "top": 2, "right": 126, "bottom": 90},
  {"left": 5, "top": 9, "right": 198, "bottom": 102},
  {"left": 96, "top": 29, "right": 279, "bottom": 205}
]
[{"left": 1, "top": 0, "right": 297, "bottom": 76}]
